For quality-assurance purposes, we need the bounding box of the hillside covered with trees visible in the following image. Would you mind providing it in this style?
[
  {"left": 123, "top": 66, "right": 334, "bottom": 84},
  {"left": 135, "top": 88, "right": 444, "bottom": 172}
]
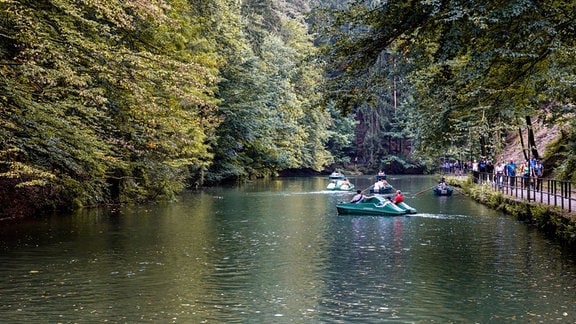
[{"left": 1, "top": 0, "right": 575, "bottom": 217}]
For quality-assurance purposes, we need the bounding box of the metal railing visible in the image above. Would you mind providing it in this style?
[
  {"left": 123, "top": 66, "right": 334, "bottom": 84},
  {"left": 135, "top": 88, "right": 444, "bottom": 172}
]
[{"left": 472, "top": 171, "right": 574, "bottom": 212}]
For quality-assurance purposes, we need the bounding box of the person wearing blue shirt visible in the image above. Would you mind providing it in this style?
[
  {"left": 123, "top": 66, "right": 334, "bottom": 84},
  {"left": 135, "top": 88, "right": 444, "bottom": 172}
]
[{"left": 505, "top": 159, "right": 517, "bottom": 187}]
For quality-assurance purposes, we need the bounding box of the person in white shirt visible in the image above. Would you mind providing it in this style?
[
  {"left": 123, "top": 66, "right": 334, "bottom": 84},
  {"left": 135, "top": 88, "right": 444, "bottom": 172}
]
[
  {"left": 373, "top": 180, "right": 382, "bottom": 192},
  {"left": 533, "top": 160, "right": 544, "bottom": 191},
  {"left": 494, "top": 161, "right": 505, "bottom": 189}
]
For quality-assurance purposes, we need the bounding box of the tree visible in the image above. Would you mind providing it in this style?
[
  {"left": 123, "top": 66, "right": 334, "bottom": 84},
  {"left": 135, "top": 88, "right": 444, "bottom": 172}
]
[
  {"left": 207, "top": 0, "right": 332, "bottom": 182},
  {"left": 313, "top": 0, "right": 576, "bottom": 172},
  {"left": 311, "top": 1, "right": 422, "bottom": 170},
  {"left": 0, "top": 0, "right": 221, "bottom": 215}
]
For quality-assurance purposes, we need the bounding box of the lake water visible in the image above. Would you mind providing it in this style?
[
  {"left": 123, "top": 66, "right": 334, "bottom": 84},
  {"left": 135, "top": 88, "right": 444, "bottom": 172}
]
[{"left": 0, "top": 175, "right": 575, "bottom": 323}]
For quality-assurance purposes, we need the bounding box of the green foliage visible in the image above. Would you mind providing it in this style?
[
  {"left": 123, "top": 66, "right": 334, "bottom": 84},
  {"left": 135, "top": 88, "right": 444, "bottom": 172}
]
[
  {"left": 457, "top": 177, "right": 576, "bottom": 247},
  {"left": 3, "top": 0, "right": 575, "bottom": 217},
  {"left": 553, "top": 135, "right": 576, "bottom": 182},
  {"left": 324, "top": 105, "right": 356, "bottom": 165},
  {"left": 380, "top": 155, "right": 421, "bottom": 171},
  {"left": 530, "top": 204, "right": 551, "bottom": 225},
  {"left": 0, "top": 0, "right": 221, "bottom": 214},
  {"left": 206, "top": 0, "right": 333, "bottom": 183},
  {"left": 313, "top": 0, "right": 576, "bottom": 176},
  {"left": 543, "top": 127, "right": 576, "bottom": 181}
]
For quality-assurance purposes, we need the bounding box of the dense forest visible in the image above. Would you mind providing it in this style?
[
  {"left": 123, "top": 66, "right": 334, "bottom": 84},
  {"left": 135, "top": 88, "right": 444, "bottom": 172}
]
[{"left": 1, "top": 0, "right": 575, "bottom": 217}]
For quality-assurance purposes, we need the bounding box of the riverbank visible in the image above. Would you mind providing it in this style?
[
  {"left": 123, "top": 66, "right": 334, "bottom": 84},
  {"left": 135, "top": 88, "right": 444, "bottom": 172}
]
[{"left": 447, "top": 175, "right": 576, "bottom": 250}]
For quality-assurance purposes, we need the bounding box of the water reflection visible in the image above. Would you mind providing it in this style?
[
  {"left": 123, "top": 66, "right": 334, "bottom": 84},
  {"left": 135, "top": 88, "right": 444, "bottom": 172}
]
[{"left": 0, "top": 176, "right": 575, "bottom": 322}]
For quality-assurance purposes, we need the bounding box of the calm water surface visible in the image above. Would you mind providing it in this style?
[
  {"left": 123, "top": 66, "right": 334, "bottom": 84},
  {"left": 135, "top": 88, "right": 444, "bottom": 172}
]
[{"left": 1, "top": 175, "right": 575, "bottom": 323}]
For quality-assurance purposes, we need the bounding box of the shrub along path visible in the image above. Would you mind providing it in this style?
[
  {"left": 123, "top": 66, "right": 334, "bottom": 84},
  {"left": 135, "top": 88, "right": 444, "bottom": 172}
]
[{"left": 448, "top": 174, "right": 576, "bottom": 249}]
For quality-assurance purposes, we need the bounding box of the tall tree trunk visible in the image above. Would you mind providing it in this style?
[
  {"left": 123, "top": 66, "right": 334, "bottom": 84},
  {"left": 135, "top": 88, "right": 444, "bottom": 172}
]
[
  {"left": 479, "top": 135, "right": 487, "bottom": 157},
  {"left": 518, "top": 126, "right": 528, "bottom": 162},
  {"left": 525, "top": 116, "right": 539, "bottom": 160}
]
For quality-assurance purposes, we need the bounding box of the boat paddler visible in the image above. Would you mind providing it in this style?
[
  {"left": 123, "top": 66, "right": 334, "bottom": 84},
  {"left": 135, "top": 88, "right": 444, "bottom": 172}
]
[{"left": 350, "top": 190, "right": 365, "bottom": 203}]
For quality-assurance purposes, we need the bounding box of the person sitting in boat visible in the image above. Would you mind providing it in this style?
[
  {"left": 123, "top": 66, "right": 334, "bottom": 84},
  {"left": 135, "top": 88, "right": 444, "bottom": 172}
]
[
  {"left": 350, "top": 190, "right": 365, "bottom": 203},
  {"left": 376, "top": 196, "right": 392, "bottom": 207},
  {"left": 339, "top": 178, "right": 351, "bottom": 189},
  {"left": 373, "top": 179, "right": 382, "bottom": 192},
  {"left": 437, "top": 177, "right": 447, "bottom": 190},
  {"left": 378, "top": 169, "right": 386, "bottom": 176},
  {"left": 384, "top": 196, "right": 393, "bottom": 205},
  {"left": 392, "top": 190, "right": 404, "bottom": 204}
]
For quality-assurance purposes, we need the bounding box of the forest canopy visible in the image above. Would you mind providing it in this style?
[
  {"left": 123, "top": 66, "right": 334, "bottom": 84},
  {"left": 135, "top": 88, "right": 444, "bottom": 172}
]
[
  {"left": 314, "top": 0, "right": 576, "bottom": 173},
  {"left": 1, "top": 0, "right": 575, "bottom": 216}
]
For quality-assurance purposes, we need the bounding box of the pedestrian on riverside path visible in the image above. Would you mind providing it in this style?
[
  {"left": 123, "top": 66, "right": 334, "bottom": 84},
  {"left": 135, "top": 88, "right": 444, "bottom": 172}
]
[
  {"left": 533, "top": 159, "right": 544, "bottom": 191},
  {"left": 520, "top": 162, "right": 530, "bottom": 188},
  {"left": 505, "top": 159, "right": 517, "bottom": 187},
  {"left": 472, "top": 160, "right": 479, "bottom": 183},
  {"left": 495, "top": 161, "right": 505, "bottom": 189},
  {"left": 486, "top": 160, "right": 494, "bottom": 182}
]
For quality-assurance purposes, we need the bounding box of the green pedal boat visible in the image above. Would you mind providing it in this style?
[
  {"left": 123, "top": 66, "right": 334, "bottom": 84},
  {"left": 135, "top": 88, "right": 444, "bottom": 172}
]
[{"left": 337, "top": 196, "right": 417, "bottom": 216}]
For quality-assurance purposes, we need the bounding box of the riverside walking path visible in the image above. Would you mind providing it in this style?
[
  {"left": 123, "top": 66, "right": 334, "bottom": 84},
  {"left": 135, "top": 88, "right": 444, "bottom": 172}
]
[
  {"left": 456, "top": 172, "right": 576, "bottom": 214},
  {"left": 447, "top": 171, "right": 576, "bottom": 248}
]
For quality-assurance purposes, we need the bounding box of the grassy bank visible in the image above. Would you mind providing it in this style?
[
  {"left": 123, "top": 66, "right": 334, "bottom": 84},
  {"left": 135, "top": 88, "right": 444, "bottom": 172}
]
[{"left": 447, "top": 175, "right": 576, "bottom": 250}]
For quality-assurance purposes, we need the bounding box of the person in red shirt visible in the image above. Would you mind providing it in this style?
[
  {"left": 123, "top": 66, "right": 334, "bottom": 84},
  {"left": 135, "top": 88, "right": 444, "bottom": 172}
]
[{"left": 392, "top": 190, "right": 404, "bottom": 204}]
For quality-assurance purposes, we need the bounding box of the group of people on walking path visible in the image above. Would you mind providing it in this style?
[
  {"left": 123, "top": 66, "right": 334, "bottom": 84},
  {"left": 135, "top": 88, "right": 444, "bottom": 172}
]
[
  {"left": 441, "top": 158, "right": 544, "bottom": 185},
  {"left": 453, "top": 157, "right": 545, "bottom": 191},
  {"left": 480, "top": 158, "right": 544, "bottom": 190},
  {"left": 444, "top": 157, "right": 576, "bottom": 213}
]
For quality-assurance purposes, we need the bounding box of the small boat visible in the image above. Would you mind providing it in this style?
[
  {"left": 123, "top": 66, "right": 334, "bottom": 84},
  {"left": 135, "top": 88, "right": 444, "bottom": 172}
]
[
  {"left": 396, "top": 202, "right": 417, "bottom": 214},
  {"left": 326, "top": 179, "right": 355, "bottom": 191},
  {"left": 433, "top": 186, "right": 454, "bottom": 196},
  {"left": 376, "top": 174, "right": 387, "bottom": 181},
  {"left": 329, "top": 172, "right": 346, "bottom": 180},
  {"left": 375, "top": 170, "right": 387, "bottom": 181},
  {"left": 336, "top": 196, "right": 409, "bottom": 216},
  {"left": 369, "top": 184, "right": 394, "bottom": 194}
]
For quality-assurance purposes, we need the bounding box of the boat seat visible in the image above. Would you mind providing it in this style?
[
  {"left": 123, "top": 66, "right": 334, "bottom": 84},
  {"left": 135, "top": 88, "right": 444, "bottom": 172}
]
[{"left": 376, "top": 201, "right": 390, "bottom": 207}]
